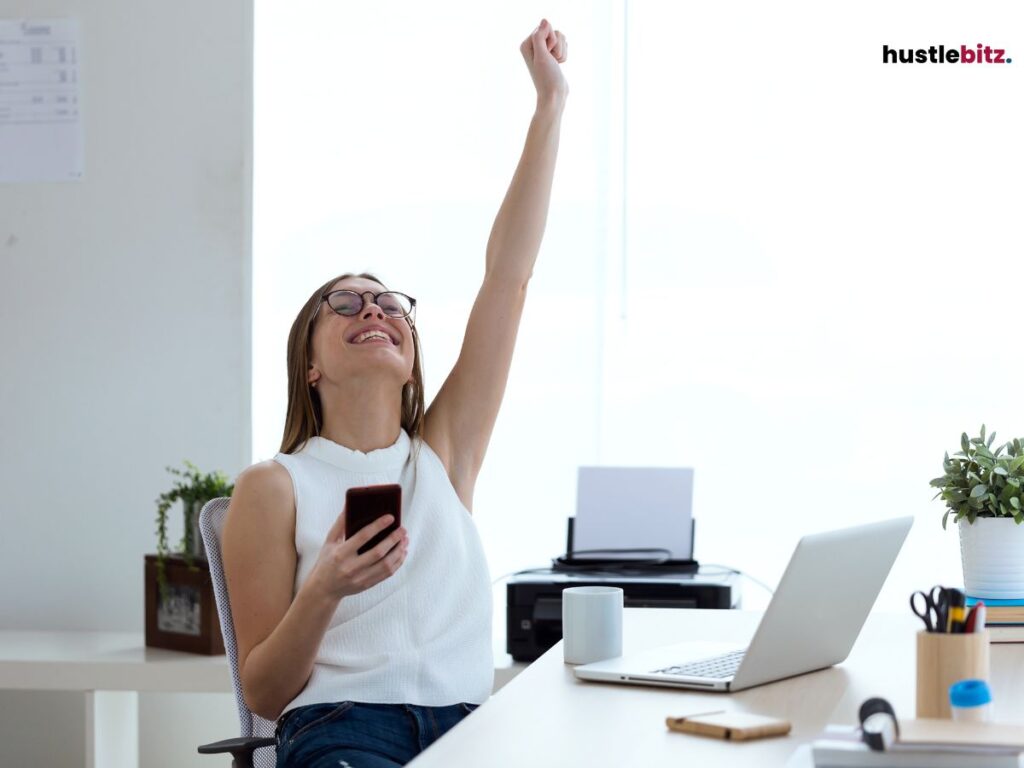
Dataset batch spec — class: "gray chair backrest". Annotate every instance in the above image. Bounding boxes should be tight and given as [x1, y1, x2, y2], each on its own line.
[200, 497, 278, 768]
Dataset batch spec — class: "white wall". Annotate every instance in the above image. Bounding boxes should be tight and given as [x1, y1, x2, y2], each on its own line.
[0, 0, 251, 764]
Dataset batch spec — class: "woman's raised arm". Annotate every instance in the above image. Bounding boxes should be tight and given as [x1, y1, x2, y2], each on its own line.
[423, 19, 568, 511]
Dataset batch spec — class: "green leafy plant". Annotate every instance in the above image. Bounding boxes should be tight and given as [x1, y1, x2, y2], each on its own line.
[155, 461, 234, 598]
[931, 425, 1024, 530]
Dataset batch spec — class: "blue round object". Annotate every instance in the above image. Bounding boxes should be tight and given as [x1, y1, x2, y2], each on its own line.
[949, 679, 992, 708]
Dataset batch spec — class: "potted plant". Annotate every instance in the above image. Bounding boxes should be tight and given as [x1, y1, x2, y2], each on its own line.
[931, 425, 1024, 599]
[154, 460, 234, 599]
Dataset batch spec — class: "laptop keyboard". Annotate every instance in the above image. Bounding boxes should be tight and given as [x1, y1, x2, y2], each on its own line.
[651, 649, 746, 679]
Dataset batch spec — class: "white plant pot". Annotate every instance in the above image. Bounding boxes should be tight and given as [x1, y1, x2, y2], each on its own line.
[959, 517, 1024, 599]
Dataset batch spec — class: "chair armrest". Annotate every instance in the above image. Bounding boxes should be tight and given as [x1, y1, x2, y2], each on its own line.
[198, 736, 276, 768]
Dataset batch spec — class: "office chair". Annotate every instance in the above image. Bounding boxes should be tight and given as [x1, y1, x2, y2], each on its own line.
[197, 497, 278, 767]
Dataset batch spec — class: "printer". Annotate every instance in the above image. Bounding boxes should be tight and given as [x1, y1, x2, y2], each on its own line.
[505, 516, 738, 662]
[506, 566, 739, 662]
[507, 467, 738, 662]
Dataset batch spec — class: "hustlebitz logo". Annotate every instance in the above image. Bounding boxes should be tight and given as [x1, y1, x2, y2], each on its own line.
[883, 44, 1011, 64]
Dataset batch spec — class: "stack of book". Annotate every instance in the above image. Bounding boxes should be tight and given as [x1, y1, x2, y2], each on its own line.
[813, 720, 1024, 767]
[968, 596, 1024, 643]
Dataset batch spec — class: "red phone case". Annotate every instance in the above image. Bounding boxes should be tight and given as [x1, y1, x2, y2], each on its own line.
[345, 484, 402, 556]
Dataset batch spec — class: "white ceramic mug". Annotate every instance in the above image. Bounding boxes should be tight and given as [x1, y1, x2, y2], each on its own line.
[562, 586, 624, 665]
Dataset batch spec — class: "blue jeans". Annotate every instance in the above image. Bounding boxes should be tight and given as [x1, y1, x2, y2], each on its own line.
[275, 701, 481, 768]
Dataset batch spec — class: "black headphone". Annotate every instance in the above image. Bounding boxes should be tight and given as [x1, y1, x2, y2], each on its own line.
[859, 697, 899, 751]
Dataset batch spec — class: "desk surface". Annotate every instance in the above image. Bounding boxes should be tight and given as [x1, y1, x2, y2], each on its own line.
[0, 631, 233, 692]
[0, 629, 525, 695]
[0, 586, 522, 694]
[409, 608, 1024, 767]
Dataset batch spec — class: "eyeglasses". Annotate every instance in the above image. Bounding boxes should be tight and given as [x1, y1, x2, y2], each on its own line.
[316, 290, 416, 323]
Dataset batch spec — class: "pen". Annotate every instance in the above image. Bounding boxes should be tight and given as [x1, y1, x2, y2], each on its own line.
[965, 604, 978, 633]
[947, 589, 967, 633]
[971, 602, 986, 633]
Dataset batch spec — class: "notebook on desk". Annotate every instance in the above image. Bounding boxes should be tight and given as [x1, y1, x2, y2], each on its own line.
[812, 720, 1024, 768]
[573, 516, 913, 692]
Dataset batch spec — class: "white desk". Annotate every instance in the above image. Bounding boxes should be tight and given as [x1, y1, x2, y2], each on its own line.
[408, 608, 1024, 768]
[0, 631, 231, 768]
[0, 629, 524, 768]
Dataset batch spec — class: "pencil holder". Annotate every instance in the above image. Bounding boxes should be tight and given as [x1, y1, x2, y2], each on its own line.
[915, 629, 990, 719]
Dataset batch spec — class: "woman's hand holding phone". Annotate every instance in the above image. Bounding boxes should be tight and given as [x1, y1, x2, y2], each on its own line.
[310, 507, 409, 601]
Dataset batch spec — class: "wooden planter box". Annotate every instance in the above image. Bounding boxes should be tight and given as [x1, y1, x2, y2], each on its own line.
[144, 554, 225, 655]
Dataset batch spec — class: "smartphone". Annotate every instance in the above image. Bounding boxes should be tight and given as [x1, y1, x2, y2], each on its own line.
[666, 711, 791, 741]
[345, 484, 402, 556]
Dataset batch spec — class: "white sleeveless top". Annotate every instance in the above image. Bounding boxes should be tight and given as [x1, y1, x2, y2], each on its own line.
[273, 429, 493, 714]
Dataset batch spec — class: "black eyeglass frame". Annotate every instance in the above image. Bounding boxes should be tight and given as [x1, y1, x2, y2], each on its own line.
[312, 290, 417, 325]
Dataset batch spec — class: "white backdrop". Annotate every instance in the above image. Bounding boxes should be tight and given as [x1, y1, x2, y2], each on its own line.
[0, 0, 251, 763]
[254, 0, 1024, 611]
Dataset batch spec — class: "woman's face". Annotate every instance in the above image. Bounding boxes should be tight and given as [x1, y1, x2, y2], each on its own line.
[307, 277, 416, 390]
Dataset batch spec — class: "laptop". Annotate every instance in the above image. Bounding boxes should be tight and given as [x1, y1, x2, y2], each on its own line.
[573, 516, 913, 692]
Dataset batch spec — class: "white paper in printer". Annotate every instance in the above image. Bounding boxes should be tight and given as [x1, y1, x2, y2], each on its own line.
[573, 467, 694, 560]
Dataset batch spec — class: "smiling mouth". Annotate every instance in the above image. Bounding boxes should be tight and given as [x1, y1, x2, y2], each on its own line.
[352, 329, 399, 344]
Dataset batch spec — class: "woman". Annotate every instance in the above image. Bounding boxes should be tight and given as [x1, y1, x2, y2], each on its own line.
[222, 19, 569, 768]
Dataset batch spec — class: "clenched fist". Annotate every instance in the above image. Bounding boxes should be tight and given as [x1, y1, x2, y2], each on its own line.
[521, 18, 568, 106]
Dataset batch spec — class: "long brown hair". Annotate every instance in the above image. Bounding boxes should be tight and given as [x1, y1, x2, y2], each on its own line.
[280, 272, 426, 455]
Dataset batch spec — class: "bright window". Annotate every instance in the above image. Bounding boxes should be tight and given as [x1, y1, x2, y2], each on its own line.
[255, 1, 1024, 610]
[254, 1, 613, 589]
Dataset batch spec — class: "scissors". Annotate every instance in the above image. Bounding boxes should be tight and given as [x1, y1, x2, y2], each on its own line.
[910, 585, 950, 633]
